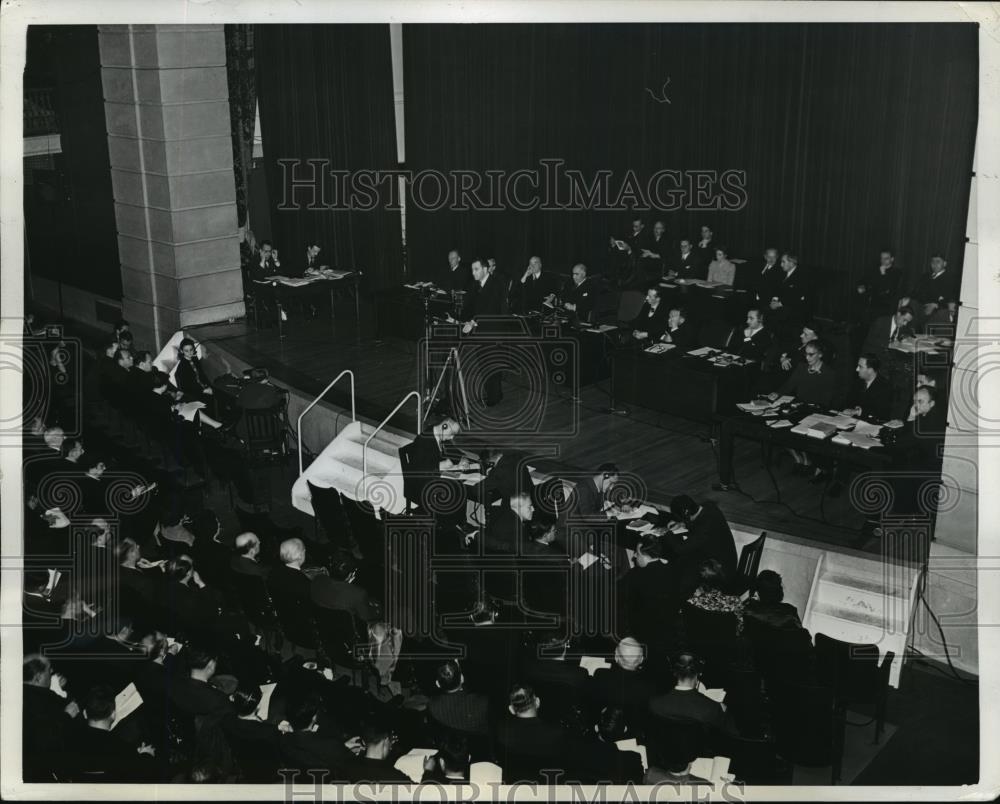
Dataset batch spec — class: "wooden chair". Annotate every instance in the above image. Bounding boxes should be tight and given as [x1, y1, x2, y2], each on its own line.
[730, 531, 767, 596]
[814, 633, 894, 744]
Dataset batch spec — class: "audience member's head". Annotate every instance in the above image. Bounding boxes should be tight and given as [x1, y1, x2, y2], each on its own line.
[186, 646, 218, 680]
[43, 425, 65, 451]
[82, 684, 116, 728]
[896, 306, 915, 326]
[672, 652, 704, 686]
[231, 684, 263, 718]
[571, 263, 588, 284]
[23, 654, 52, 687]
[714, 245, 729, 261]
[235, 532, 260, 559]
[436, 733, 471, 779]
[596, 706, 629, 743]
[697, 558, 728, 592]
[179, 338, 197, 361]
[116, 537, 141, 567]
[857, 353, 880, 382]
[62, 437, 85, 463]
[167, 555, 195, 583]
[135, 350, 153, 372]
[361, 716, 397, 759]
[436, 417, 460, 441]
[595, 462, 620, 493]
[781, 252, 799, 272]
[279, 537, 306, 569]
[435, 659, 464, 692]
[288, 693, 322, 732]
[509, 491, 535, 522]
[613, 637, 645, 671]
[508, 684, 540, 718]
[746, 308, 764, 330]
[754, 569, 785, 604]
[914, 385, 937, 417]
[879, 250, 895, 269]
[670, 494, 699, 523]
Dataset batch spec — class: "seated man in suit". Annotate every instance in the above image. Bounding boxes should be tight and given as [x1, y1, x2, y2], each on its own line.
[167, 645, 235, 720]
[706, 245, 736, 286]
[401, 417, 469, 529]
[666, 494, 738, 597]
[589, 638, 661, 731]
[627, 286, 669, 343]
[568, 462, 619, 518]
[842, 353, 893, 422]
[659, 306, 697, 350]
[230, 532, 271, 578]
[311, 555, 381, 624]
[442, 249, 472, 293]
[278, 693, 361, 776]
[667, 238, 705, 281]
[861, 305, 916, 362]
[515, 256, 561, 314]
[622, 536, 684, 664]
[253, 240, 281, 280]
[427, 659, 490, 738]
[267, 537, 315, 614]
[647, 652, 738, 737]
[735, 308, 773, 362]
[744, 570, 803, 630]
[910, 253, 957, 320]
[561, 263, 596, 324]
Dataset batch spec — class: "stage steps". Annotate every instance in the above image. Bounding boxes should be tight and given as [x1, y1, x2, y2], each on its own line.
[802, 552, 921, 687]
[292, 420, 410, 516]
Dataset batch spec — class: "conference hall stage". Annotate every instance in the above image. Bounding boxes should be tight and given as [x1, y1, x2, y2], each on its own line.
[188, 298, 911, 559]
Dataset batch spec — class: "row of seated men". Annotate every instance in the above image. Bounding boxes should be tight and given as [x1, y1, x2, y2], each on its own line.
[22, 512, 828, 786]
[433, 231, 959, 330]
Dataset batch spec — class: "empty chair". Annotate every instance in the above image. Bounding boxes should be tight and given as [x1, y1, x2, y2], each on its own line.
[814, 633, 894, 743]
[308, 481, 351, 554]
[236, 397, 289, 463]
[616, 290, 646, 324]
[729, 532, 767, 596]
[771, 680, 844, 783]
[698, 319, 735, 351]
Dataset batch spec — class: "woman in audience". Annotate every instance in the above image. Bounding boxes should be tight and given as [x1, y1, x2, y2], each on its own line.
[744, 570, 803, 630]
[706, 245, 736, 286]
[686, 559, 746, 634]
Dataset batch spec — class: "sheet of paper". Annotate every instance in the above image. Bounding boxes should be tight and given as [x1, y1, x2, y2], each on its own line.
[687, 346, 719, 357]
[256, 682, 277, 721]
[690, 755, 732, 782]
[112, 682, 143, 728]
[610, 503, 658, 521]
[577, 552, 600, 570]
[768, 419, 794, 429]
[626, 517, 656, 532]
[615, 738, 649, 771]
[579, 656, 612, 676]
[644, 343, 675, 355]
[394, 748, 438, 783]
[854, 420, 882, 436]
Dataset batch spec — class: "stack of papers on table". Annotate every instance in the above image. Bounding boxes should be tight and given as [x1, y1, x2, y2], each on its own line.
[791, 413, 857, 436]
[853, 420, 883, 437]
[584, 324, 618, 333]
[626, 517, 656, 532]
[321, 269, 352, 279]
[277, 276, 314, 287]
[644, 342, 675, 355]
[611, 503, 658, 520]
[687, 346, 720, 357]
[832, 431, 882, 449]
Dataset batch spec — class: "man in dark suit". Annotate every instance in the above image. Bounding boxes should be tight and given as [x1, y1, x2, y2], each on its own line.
[427, 659, 490, 738]
[311, 557, 380, 623]
[441, 249, 472, 293]
[753, 247, 783, 306]
[253, 240, 281, 279]
[627, 286, 669, 343]
[71, 684, 158, 781]
[911, 254, 958, 319]
[267, 537, 314, 611]
[648, 653, 738, 736]
[562, 263, 597, 324]
[768, 252, 813, 333]
[924, 298, 959, 339]
[621, 537, 684, 662]
[589, 638, 661, 730]
[23, 654, 80, 781]
[694, 225, 716, 273]
[842, 353, 894, 422]
[515, 256, 561, 314]
[668, 238, 705, 280]
[659, 307, 697, 350]
[639, 220, 669, 281]
[568, 463, 618, 517]
[167, 646, 234, 720]
[454, 258, 507, 405]
[301, 242, 324, 277]
[401, 417, 468, 528]
[666, 495, 738, 596]
[230, 532, 271, 578]
[735, 308, 773, 362]
[856, 250, 903, 318]
[279, 694, 360, 775]
[861, 306, 916, 361]
[608, 218, 649, 286]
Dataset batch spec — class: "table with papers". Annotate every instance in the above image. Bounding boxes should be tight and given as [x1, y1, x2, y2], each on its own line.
[252, 270, 360, 338]
[717, 399, 893, 486]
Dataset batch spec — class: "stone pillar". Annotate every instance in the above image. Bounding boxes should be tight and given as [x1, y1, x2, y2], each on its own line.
[98, 24, 243, 352]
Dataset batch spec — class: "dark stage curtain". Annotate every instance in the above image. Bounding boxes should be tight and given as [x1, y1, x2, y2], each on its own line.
[255, 24, 403, 290]
[225, 24, 256, 234]
[24, 25, 121, 300]
[403, 23, 977, 316]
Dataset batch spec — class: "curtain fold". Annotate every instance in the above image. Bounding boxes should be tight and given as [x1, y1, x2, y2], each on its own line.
[403, 23, 977, 317]
[255, 24, 403, 289]
[224, 24, 256, 235]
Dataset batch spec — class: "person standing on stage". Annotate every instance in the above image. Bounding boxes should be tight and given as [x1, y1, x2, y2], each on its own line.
[450, 258, 506, 406]
[442, 249, 472, 294]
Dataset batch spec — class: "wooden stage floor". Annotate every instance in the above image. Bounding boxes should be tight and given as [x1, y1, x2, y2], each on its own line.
[190, 313, 877, 553]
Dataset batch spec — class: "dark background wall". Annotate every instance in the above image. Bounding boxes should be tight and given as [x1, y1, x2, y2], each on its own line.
[402, 23, 978, 316]
[24, 25, 122, 300]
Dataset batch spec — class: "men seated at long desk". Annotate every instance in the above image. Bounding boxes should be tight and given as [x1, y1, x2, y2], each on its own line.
[667, 239, 706, 281]
[842, 353, 893, 422]
[734, 308, 773, 362]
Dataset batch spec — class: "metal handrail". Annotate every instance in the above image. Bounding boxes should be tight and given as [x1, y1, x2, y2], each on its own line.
[362, 390, 422, 501]
[297, 369, 356, 475]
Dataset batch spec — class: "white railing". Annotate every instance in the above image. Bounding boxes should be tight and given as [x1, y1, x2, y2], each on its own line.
[297, 370, 356, 475]
[363, 390, 422, 500]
